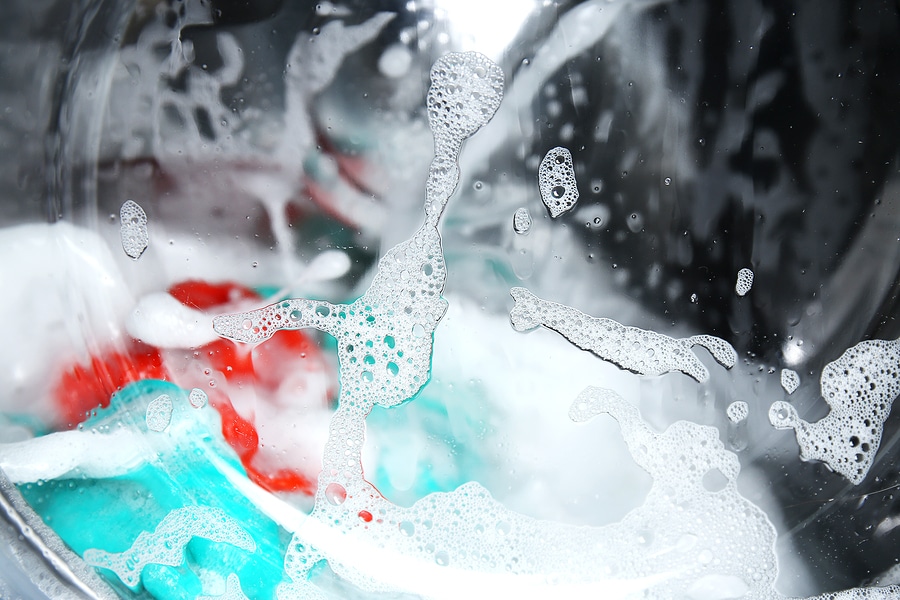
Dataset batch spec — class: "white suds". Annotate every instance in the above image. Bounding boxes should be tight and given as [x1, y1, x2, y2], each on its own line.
[538, 147, 579, 218]
[735, 268, 754, 297]
[119, 200, 149, 259]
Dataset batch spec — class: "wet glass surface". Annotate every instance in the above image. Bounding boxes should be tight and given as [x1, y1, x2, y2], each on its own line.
[1, 1, 900, 598]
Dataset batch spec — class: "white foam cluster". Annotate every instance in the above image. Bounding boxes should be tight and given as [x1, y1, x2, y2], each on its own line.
[769, 338, 900, 484]
[83, 507, 255, 590]
[735, 268, 754, 297]
[199, 573, 250, 600]
[119, 200, 149, 260]
[145, 394, 173, 432]
[508, 287, 736, 382]
[538, 147, 579, 218]
[189, 388, 209, 409]
[781, 368, 800, 394]
[726, 401, 749, 424]
[512, 207, 532, 234]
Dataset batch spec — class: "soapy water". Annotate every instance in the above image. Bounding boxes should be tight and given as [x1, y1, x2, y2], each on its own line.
[207, 51, 896, 600]
[198, 574, 249, 600]
[1, 3, 900, 598]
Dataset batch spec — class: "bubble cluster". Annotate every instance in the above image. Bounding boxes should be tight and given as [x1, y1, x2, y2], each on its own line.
[508, 287, 736, 382]
[769, 338, 900, 484]
[189, 387, 209, 408]
[424, 52, 504, 223]
[735, 268, 754, 297]
[726, 401, 749, 424]
[781, 368, 800, 395]
[512, 207, 532, 235]
[538, 147, 579, 218]
[83, 507, 255, 590]
[145, 394, 173, 432]
[119, 200, 149, 260]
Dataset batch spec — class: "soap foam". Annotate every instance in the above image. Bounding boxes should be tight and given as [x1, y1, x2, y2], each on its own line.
[538, 147, 579, 218]
[513, 207, 533, 234]
[735, 268, 754, 297]
[769, 338, 900, 484]
[189, 388, 209, 409]
[509, 286, 736, 382]
[201, 46, 900, 600]
[145, 394, 173, 432]
[198, 573, 250, 600]
[726, 401, 749, 424]
[119, 200, 149, 260]
[211, 52, 505, 595]
[83, 507, 255, 590]
[780, 368, 799, 395]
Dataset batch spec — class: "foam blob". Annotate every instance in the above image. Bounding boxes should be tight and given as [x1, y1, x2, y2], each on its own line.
[508, 287, 736, 382]
[512, 207, 532, 234]
[145, 394, 173, 432]
[735, 268, 754, 297]
[726, 401, 749, 424]
[538, 147, 579, 217]
[781, 368, 800, 394]
[769, 338, 900, 484]
[189, 388, 209, 409]
[83, 507, 255, 590]
[119, 200, 149, 259]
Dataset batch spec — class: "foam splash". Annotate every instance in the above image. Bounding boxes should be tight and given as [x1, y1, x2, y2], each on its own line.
[83, 507, 256, 590]
[508, 286, 737, 382]
[769, 338, 900, 484]
[119, 200, 148, 260]
[538, 146, 579, 217]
